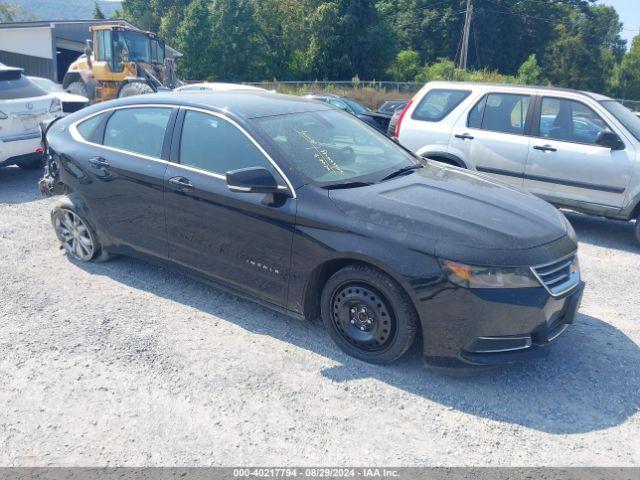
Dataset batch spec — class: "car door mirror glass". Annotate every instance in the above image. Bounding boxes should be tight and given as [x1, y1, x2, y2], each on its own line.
[595, 130, 625, 150]
[226, 167, 288, 195]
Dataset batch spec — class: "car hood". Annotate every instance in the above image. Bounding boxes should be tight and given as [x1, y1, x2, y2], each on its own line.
[328, 162, 575, 266]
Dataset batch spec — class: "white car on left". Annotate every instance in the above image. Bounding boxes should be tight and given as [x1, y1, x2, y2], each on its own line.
[0, 66, 63, 170]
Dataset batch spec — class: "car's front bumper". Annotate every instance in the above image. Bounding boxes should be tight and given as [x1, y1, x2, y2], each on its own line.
[418, 281, 584, 368]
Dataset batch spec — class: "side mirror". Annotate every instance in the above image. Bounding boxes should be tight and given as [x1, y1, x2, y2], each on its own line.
[596, 131, 625, 150]
[226, 167, 289, 196]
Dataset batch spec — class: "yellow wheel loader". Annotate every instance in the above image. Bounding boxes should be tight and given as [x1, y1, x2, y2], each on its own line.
[62, 23, 180, 103]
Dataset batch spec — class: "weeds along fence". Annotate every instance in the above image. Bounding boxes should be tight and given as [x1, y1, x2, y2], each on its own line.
[245, 80, 424, 94]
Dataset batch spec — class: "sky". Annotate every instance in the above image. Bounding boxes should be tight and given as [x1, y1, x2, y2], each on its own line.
[600, 0, 640, 48]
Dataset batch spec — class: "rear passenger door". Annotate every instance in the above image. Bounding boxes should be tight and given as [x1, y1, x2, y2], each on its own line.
[71, 105, 176, 258]
[450, 92, 533, 189]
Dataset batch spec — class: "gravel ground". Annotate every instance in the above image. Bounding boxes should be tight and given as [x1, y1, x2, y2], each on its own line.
[0, 166, 639, 467]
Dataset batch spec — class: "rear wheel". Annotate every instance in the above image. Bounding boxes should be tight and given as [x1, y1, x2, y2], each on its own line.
[51, 195, 112, 262]
[118, 82, 154, 98]
[321, 264, 418, 364]
[66, 81, 89, 98]
[16, 157, 44, 170]
[634, 214, 640, 245]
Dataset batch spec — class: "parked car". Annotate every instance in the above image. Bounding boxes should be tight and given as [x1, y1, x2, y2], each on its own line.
[40, 91, 582, 369]
[387, 104, 406, 136]
[395, 81, 640, 244]
[378, 99, 408, 115]
[29, 76, 89, 114]
[306, 93, 391, 133]
[0, 66, 62, 170]
[174, 82, 267, 93]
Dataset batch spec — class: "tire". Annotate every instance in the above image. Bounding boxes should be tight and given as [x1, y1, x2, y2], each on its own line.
[634, 214, 640, 245]
[320, 264, 418, 364]
[118, 82, 154, 98]
[17, 157, 44, 170]
[51, 194, 112, 262]
[66, 81, 89, 98]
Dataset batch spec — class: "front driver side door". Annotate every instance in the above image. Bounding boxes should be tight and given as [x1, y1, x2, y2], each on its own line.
[164, 108, 297, 307]
[524, 96, 634, 209]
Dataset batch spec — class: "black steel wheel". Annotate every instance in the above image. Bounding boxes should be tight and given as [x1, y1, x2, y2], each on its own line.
[330, 282, 395, 352]
[321, 264, 418, 364]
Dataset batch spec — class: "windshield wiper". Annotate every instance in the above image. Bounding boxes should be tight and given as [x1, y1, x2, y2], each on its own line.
[322, 181, 374, 190]
[379, 164, 423, 182]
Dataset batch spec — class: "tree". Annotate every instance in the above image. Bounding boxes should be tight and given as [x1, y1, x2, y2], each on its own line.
[175, 0, 214, 80]
[615, 36, 640, 100]
[0, 3, 20, 23]
[387, 49, 421, 81]
[93, 2, 106, 19]
[517, 54, 543, 85]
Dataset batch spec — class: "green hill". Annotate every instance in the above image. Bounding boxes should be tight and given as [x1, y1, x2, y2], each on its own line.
[16, 0, 122, 21]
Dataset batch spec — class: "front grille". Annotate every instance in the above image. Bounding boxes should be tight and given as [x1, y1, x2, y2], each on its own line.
[531, 252, 580, 296]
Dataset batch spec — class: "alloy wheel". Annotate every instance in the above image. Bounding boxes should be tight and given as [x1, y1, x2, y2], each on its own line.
[53, 209, 95, 261]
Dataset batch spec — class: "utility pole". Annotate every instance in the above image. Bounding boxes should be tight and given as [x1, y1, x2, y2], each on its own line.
[459, 0, 473, 70]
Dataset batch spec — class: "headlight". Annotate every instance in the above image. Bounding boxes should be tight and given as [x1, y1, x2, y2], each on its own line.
[0, 110, 7, 119]
[440, 259, 540, 289]
[49, 98, 62, 113]
[558, 211, 577, 243]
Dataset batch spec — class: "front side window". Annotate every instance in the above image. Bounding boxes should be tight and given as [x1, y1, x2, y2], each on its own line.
[328, 99, 351, 113]
[412, 89, 470, 122]
[539, 97, 608, 144]
[470, 93, 531, 135]
[103, 107, 172, 158]
[179, 110, 273, 175]
[255, 109, 415, 185]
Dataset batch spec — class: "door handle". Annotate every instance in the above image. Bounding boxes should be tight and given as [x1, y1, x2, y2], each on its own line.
[533, 145, 557, 152]
[168, 176, 193, 191]
[88, 156, 109, 168]
[454, 133, 474, 140]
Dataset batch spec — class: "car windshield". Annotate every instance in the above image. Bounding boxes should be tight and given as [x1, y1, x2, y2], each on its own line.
[29, 77, 64, 93]
[113, 31, 151, 63]
[342, 98, 369, 114]
[255, 109, 416, 186]
[600, 100, 640, 143]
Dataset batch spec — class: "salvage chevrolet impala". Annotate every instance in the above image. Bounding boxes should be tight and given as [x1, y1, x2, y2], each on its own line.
[40, 92, 584, 368]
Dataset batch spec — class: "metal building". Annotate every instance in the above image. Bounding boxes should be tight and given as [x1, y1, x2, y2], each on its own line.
[0, 19, 180, 83]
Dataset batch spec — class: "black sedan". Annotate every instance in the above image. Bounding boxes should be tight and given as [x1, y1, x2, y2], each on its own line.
[40, 91, 584, 369]
[305, 93, 391, 133]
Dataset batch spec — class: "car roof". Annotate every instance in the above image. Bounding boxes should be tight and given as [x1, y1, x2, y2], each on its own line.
[176, 82, 266, 92]
[105, 90, 333, 119]
[423, 81, 614, 102]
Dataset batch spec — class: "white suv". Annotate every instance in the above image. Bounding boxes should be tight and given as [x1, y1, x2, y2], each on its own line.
[395, 81, 640, 244]
[0, 66, 62, 170]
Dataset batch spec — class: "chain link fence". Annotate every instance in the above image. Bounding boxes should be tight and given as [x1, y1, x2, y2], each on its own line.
[244, 80, 425, 94]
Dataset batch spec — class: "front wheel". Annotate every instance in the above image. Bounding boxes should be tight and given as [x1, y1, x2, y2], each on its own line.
[321, 264, 418, 364]
[118, 82, 154, 98]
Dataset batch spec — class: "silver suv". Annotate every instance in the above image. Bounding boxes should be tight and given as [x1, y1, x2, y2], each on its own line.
[394, 81, 640, 244]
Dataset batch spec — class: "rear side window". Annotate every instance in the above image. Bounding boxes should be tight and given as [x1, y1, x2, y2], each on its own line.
[77, 112, 108, 144]
[179, 110, 272, 175]
[539, 97, 608, 144]
[412, 89, 470, 122]
[103, 107, 172, 158]
[468, 93, 531, 135]
[0, 71, 47, 100]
